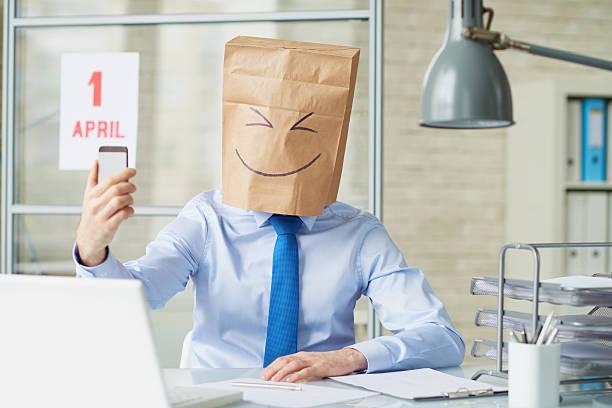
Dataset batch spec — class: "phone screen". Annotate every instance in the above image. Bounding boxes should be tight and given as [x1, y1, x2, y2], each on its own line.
[98, 146, 128, 183]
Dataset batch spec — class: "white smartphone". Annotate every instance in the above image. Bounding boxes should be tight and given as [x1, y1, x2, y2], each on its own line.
[98, 146, 128, 184]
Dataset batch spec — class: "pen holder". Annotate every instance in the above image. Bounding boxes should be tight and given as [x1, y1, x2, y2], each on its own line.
[508, 342, 561, 408]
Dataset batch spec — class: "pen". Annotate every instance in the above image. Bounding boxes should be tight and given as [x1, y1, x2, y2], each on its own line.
[531, 326, 542, 344]
[536, 312, 554, 345]
[231, 381, 302, 391]
[509, 330, 522, 343]
[520, 324, 528, 344]
[545, 327, 559, 345]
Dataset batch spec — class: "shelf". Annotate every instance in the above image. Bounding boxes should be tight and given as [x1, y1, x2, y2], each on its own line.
[506, 79, 612, 278]
[566, 182, 612, 191]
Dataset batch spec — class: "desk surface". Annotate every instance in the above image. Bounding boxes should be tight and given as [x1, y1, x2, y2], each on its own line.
[163, 365, 604, 407]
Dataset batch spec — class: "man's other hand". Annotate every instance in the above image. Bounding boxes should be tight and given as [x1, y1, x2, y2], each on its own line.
[260, 348, 368, 383]
[75, 160, 136, 266]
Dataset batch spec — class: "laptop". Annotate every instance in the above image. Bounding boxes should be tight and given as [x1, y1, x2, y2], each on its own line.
[0, 275, 242, 408]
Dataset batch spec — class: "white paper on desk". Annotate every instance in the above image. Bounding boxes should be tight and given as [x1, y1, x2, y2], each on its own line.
[543, 275, 612, 289]
[194, 378, 378, 408]
[331, 368, 507, 400]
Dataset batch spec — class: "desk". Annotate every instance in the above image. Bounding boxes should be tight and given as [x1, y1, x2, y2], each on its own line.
[163, 365, 602, 407]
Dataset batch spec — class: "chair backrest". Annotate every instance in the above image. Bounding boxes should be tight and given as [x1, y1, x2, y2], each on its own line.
[179, 330, 193, 368]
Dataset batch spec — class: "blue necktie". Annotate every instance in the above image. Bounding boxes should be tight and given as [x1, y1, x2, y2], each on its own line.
[263, 214, 303, 367]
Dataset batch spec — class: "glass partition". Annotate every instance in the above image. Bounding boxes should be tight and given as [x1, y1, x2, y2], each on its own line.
[14, 21, 369, 208]
[4, 0, 382, 362]
[13, 214, 175, 275]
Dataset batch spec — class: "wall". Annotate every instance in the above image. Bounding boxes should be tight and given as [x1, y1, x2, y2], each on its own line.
[383, 0, 612, 363]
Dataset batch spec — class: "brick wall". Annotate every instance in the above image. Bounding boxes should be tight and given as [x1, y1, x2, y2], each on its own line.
[383, 0, 612, 363]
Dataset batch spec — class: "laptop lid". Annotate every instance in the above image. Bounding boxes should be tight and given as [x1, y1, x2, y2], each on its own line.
[0, 275, 169, 408]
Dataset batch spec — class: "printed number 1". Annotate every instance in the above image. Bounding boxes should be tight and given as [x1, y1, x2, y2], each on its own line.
[88, 71, 102, 107]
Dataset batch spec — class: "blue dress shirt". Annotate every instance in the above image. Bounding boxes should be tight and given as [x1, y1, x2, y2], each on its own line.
[74, 189, 465, 371]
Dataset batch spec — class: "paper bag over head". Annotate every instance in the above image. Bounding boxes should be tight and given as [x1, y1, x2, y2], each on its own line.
[222, 36, 360, 216]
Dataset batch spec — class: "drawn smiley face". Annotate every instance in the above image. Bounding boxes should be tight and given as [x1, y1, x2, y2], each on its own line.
[235, 107, 321, 177]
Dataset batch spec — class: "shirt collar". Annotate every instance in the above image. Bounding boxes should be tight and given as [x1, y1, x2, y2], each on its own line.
[251, 211, 317, 232]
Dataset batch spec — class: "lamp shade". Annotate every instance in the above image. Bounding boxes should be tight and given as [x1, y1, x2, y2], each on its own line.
[421, 0, 513, 129]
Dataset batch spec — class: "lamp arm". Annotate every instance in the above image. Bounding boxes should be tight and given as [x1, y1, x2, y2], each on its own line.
[464, 26, 612, 71]
[528, 44, 612, 71]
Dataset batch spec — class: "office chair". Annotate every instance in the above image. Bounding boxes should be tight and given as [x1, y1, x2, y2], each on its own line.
[179, 330, 193, 368]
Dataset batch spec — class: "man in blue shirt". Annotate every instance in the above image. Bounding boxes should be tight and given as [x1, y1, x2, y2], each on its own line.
[74, 37, 464, 382]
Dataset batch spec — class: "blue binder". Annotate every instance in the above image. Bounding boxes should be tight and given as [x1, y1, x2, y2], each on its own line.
[582, 99, 607, 182]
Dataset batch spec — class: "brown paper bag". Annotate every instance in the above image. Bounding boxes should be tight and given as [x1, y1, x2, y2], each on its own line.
[222, 36, 360, 216]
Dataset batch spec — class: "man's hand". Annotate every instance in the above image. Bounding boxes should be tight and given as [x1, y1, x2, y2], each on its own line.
[75, 160, 137, 266]
[260, 348, 367, 383]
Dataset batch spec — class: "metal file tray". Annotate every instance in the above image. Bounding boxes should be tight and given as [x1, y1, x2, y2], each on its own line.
[475, 308, 612, 341]
[470, 243, 612, 386]
[471, 339, 612, 377]
[471, 339, 500, 361]
[470, 276, 612, 306]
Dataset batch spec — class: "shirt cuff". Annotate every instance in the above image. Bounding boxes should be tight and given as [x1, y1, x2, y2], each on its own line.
[347, 339, 394, 373]
[73, 242, 120, 278]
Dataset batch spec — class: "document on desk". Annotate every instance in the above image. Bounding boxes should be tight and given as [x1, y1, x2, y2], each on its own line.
[194, 378, 378, 408]
[542, 275, 612, 289]
[330, 368, 507, 400]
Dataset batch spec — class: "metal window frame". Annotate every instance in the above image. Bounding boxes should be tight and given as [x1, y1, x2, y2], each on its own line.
[1, 0, 383, 337]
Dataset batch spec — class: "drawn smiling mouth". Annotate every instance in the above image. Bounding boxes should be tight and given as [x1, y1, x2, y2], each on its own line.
[235, 149, 321, 177]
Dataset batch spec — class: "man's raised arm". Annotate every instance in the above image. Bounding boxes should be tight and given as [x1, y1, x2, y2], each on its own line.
[74, 161, 206, 309]
[76, 160, 136, 266]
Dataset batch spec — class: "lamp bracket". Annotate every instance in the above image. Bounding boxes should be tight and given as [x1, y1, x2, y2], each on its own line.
[482, 7, 494, 31]
[464, 26, 530, 51]
[464, 26, 612, 71]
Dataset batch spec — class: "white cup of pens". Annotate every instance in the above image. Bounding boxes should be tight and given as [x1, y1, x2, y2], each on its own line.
[508, 312, 560, 408]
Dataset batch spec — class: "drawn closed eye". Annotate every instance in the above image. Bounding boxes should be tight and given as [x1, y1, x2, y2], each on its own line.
[290, 112, 317, 133]
[245, 107, 273, 128]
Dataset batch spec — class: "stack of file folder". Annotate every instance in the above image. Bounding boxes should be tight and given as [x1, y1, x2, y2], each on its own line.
[470, 276, 612, 306]
[475, 308, 612, 341]
[470, 275, 612, 378]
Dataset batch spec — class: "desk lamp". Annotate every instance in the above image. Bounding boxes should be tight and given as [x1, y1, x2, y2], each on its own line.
[421, 0, 612, 129]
